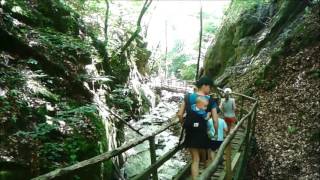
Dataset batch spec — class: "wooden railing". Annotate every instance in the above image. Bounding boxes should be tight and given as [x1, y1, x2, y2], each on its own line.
[32, 120, 180, 180]
[153, 78, 194, 93]
[198, 91, 258, 180]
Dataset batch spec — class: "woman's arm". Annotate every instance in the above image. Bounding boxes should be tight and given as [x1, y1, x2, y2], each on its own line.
[219, 99, 224, 113]
[211, 108, 218, 130]
[177, 101, 186, 124]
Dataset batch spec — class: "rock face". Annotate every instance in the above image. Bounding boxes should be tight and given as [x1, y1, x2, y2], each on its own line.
[204, 0, 320, 179]
[204, 0, 318, 82]
[0, 1, 153, 179]
[0, 1, 112, 179]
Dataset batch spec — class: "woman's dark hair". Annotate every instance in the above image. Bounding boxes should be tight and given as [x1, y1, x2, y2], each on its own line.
[195, 76, 213, 88]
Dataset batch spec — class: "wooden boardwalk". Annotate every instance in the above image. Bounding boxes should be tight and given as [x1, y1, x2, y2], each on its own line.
[174, 127, 246, 180]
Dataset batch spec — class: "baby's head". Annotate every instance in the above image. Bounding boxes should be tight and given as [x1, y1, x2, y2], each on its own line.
[196, 96, 209, 110]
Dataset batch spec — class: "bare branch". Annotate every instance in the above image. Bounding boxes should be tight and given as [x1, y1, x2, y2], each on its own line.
[120, 0, 153, 54]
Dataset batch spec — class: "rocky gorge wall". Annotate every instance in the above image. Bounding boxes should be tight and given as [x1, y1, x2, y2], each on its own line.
[204, 0, 320, 179]
[0, 0, 152, 179]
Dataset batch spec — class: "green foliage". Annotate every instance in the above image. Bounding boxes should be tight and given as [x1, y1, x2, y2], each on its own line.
[35, 28, 92, 64]
[40, 142, 64, 168]
[108, 86, 134, 115]
[254, 73, 277, 91]
[306, 69, 320, 79]
[310, 129, 320, 142]
[16, 123, 58, 140]
[204, 22, 218, 34]
[168, 54, 189, 78]
[0, 68, 25, 89]
[164, 40, 196, 79]
[36, 89, 60, 103]
[12, 103, 109, 177]
[180, 64, 197, 80]
[109, 55, 130, 84]
[287, 125, 298, 134]
[244, 88, 254, 96]
[0, 90, 40, 133]
[57, 104, 98, 117]
[254, 47, 284, 91]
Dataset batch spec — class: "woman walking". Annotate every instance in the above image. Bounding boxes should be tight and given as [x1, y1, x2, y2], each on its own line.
[221, 88, 236, 133]
[177, 76, 218, 180]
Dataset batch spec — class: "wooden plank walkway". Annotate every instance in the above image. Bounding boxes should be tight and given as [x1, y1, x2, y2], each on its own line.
[175, 126, 246, 180]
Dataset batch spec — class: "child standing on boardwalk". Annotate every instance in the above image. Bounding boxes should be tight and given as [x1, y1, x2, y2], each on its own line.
[207, 112, 228, 161]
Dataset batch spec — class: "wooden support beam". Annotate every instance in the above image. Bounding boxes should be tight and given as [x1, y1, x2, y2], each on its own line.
[239, 96, 244, 120]
[225, 143, 232, 180]
[149, 136, 158, 180]
[250, 102, 258, 138]
[218, 152, 241, 180]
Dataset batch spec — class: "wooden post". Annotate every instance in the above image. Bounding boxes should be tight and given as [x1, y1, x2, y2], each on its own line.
[241, 111, 254, 178]
[149, 136, 158, 180]
[251, 103, 258, 137]
[225, 142, 232, 180]
[246, 112, 252, 143]
[239, 96, 244, 120]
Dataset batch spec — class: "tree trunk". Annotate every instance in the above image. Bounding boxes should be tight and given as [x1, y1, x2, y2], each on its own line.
[104, 0, 110, 60]
[196, 2, 203, 80]
[164, 20, 168, 79]
[102, 0, 110, 72]
[149, 42, 161, 73]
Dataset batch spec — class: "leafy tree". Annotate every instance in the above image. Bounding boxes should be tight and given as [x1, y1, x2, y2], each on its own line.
[181, 64, 197, 80]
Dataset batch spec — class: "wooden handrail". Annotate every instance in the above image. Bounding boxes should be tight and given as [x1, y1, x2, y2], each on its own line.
[199, 101, 258, 180]
[32, 121, 179, 180]
[216, 87, 257, 101]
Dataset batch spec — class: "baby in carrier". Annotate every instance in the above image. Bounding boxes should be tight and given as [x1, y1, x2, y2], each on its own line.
[191, 96, 211, 120]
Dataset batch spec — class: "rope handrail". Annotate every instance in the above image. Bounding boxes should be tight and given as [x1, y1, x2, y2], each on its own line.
[32, 120, 179, 180]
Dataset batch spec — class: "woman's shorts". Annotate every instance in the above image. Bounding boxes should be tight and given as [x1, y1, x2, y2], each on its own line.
[224, 117, 236, 124]
[210, 140, 222, 151]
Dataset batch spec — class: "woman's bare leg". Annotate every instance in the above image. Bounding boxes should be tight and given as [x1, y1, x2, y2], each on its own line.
[206, 149, 213, 167]
[227, 122, 235, 134]
[189, 148, 200, 180]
